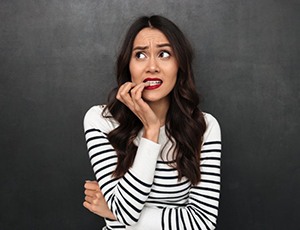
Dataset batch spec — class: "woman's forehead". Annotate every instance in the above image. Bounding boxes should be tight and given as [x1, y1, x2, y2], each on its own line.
[133, 28, 170, 47]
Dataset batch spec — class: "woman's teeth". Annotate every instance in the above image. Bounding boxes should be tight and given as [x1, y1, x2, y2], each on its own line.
[146, 80, 162, 86]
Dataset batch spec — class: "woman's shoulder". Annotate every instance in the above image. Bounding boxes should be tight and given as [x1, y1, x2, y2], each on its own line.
[83, 104, 118, 133]
[85, 104, 107, 116]
[84, 104, 107, 120]
[203, 112, 219, 126]
[202, 112, 221, 142]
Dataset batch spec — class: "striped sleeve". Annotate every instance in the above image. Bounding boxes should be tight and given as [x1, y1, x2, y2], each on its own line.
[161, 113, 221, 230]
[83, 106, 161, 227]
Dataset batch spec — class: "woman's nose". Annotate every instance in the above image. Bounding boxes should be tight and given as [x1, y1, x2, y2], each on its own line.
[147, 57, 160, 73]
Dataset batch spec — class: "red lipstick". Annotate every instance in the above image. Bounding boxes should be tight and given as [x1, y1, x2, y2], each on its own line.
[143, 78, 163, 90]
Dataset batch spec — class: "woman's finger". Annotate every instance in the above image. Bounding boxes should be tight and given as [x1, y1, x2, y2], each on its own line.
[117, 82, 135, 100]
[84, 189, 98, 197]
[83, 201, 97, 214]
[84, 181, 100, 190]
[116, 82, 136, 109]
[131, 82, 149, 107]
[85, 191, 103, 202]
[84, 195, 94, 204]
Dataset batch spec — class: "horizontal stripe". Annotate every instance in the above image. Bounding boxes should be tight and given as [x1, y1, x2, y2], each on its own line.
[90, 149, 116, 162]
[203, 141, 221, 145]
[85, 128, 108, 136]
[201, 149, 221, 153]
[91, 154, 117, 168]
[153, 179, 190, 188]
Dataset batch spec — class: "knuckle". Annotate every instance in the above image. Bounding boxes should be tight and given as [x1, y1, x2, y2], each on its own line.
[96, 192, 103, 198]
[90, 204, 97, 212]
[116, 94, 123, 101]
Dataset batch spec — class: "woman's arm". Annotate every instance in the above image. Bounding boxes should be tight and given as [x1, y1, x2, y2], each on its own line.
[84, 105, 161, 226]
[83, 180, 116, 220]
[126, 113, 222, 230]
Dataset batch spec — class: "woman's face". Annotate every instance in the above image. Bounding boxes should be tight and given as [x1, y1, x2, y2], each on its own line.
[129, 28, 178, 103]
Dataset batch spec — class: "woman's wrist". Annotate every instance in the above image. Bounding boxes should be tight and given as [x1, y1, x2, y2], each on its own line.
[105, 212, 117, 220]
[142, 126, 160, 143]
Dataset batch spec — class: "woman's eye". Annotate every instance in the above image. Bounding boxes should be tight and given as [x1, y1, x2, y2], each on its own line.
[159, 51, 170, 58]
[135, 52, 146, 59]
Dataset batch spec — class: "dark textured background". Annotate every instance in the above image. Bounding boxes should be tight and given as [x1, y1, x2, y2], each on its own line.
[1, 0, 299, 229]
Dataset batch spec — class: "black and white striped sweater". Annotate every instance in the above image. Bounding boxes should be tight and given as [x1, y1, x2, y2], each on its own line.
[84, 105, 221, 230]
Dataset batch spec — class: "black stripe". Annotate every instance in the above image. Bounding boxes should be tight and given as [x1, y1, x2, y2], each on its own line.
[106, 226, 126, 230]
[85, 128, 100, 135]
[101, 177, 118, 195]
[162, 208, 166, 230]
[200, 157, 221, 161]
[117, 186, 142, 213]
[115, 195, 138, 224]
[201, 164, 221, 169]
[118, 182, 145, 205]
[97, 170, 114, 182]
[91, 154, 117, 168]
[154, 175, 178, 180]
[106, 190, 114, 204]
[203, 141, 221, 145]
[94, 162, 116, 175]
[188, 198, 218, 218]
[128, 171, 152, 188]
[110, 195, 116, 215]
[151, 185, 188, 194]
[201, 149, 221, 153]
[90, 149, 116, 162]
[168, 209, 172, 230]
[199, 179, 221, 185]
[186, 209, 194, 229]
[155, 167, 177, 171]
[88, 142, 111, 152]
[175, 208, 179, 230]
[153, 179, 190, 188]
[148, 193, 188, 201]
[190, 203, 217, 227]
[179, 209, 187, 230]
[190, 191, 220, 202]
[123, 176, 150, 196]
[192, 206, 211, 230]
[187, 208, 201, 229]
[114, 200, 128, 225]
[157, 160, 176, 164]
[201, 171, 220, 177]
[194, 186, 220, 194]
[146, 200, 187, 207]
[148, 193, 188, 204]
[109, 225, 126, 229]
[86, 135, 107, 144]
[85, 128, 108, 136]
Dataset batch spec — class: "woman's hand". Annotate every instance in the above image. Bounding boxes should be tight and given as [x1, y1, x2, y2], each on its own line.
[116, 82, 160, 142]
[83, 180, 116, 220]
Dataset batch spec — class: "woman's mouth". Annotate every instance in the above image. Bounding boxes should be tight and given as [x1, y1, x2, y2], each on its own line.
[143, 78, 162, 90]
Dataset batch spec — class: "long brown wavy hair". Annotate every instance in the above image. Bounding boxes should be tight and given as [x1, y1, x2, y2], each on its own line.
[103, 15, 206, 185]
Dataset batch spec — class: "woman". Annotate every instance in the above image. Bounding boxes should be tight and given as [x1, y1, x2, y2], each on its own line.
[83, 15, 221, 230]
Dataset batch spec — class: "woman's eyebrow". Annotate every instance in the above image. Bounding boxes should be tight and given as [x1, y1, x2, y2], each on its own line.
[132, 45, 148, 51]
[132, 43, 172, 51]
[156, 43, 171, 48]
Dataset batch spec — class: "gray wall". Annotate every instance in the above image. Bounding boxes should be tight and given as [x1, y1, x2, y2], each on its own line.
[1, 0, 299, 229]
